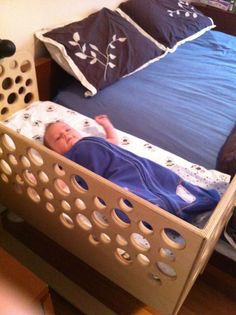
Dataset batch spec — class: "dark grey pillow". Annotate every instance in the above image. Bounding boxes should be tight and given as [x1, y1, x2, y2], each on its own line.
[117, 0, 215, 51]
[217, 124, 236, 179]
[36, 8, 165, 96]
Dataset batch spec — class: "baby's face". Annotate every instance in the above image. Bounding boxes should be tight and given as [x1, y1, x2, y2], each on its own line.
[45, 122, 81, 154]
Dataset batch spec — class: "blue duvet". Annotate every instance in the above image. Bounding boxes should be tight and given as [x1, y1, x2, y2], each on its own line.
[65, 137, 220, 223]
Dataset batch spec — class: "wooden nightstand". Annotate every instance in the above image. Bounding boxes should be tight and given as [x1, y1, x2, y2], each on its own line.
[0, 247, 55, 315]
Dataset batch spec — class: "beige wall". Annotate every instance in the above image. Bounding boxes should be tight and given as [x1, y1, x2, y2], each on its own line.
[0, 0, 122, 58]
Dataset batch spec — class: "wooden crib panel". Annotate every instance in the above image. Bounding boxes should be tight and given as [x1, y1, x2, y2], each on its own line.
[0, 122, 210, 315]
[0, 51, 39, 121]
[173, 174, 236, 314]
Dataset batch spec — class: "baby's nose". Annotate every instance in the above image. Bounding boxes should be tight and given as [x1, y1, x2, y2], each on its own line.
[64, 132, 71, 140]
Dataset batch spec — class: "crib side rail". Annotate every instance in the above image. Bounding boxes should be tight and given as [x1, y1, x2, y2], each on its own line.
[173, 175, 236, 315]
[0, 51, 39, 121]
[0, 122, 210, 315]
[198, 174, 236, 269]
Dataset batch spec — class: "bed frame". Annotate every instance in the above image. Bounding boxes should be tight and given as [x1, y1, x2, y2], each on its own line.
[0, 50, 236, 315]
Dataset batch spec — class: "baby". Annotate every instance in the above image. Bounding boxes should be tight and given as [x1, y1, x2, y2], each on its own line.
[44, 114, 119, 154]
[44, 115, 220, 226]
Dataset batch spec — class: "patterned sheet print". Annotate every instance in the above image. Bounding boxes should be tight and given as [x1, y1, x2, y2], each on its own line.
[3, 101, 230, 196]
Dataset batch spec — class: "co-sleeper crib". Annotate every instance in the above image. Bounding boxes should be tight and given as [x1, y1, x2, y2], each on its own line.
[0, 51, 236, 315]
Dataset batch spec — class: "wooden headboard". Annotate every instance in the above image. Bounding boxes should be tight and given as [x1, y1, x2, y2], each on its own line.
[193, 3, 236, 36]
[35, 57, 69, 101]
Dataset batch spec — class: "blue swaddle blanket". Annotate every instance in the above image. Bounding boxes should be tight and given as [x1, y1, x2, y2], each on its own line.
[65, 137, 220, 223]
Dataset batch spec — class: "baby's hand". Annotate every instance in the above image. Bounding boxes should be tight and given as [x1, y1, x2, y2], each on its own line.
[95, 115, 112, 127]
[95, 114, 118, 144]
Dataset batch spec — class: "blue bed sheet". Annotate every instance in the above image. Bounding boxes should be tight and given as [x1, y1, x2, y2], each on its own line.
[54, 30, 236, 170]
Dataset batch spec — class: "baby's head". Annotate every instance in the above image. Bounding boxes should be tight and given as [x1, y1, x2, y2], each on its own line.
[44, 121, 81, 154]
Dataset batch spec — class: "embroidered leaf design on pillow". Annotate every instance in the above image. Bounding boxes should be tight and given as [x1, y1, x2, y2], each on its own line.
[89, 44, 99, 51]
[109, 43, 116, 49]
[73, 32, 80, 41]
[108, 62, 115, 68]
[76, 52, 87, 59]
[118, 38, 127, 42]
[69, 41, 79, 46]
[82, 44, 86, 52]
[109, 54, 116, 60]
[90, 59, 97, 65]
[167, 0, 203, 18]
[69, 32, 127, 80]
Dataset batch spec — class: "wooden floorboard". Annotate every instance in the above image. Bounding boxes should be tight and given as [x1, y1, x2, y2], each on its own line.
[1, 215, 236, 315]
[179, 270, 236, 315]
